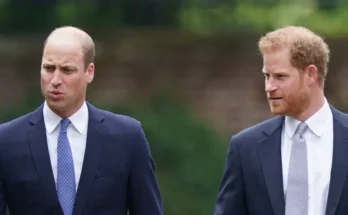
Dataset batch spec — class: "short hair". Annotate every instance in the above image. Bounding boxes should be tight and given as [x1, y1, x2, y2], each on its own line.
[258, 26, 330, 87]
[43, 26, 95, 69]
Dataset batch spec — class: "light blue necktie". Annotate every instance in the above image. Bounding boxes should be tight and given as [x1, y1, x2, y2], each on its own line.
[285, 122, 308, 215]
[57, 119, 76, 215]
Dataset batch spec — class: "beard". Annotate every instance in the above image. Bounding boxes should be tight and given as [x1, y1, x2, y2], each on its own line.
[268, 85, 310, 118]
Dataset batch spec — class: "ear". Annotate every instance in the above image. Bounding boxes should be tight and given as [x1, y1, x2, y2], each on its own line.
[85, 63, 95, 84]
[305, 64, 318, 85]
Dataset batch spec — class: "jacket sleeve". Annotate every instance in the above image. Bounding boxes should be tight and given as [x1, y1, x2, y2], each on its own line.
[127, 125, 163, 215]
[214, 136, 248, 215]
[0, 125, 7, 215]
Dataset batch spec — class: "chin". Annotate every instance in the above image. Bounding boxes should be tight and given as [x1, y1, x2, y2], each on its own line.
[47, 100, 66, 110]
[47, 99, 62, 106]
[270, 111, 281, 116]
[269, 107, 286, 116]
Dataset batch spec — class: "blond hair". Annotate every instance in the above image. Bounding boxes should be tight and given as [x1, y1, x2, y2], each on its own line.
[43, 26, 95, 69]
[258, 26, 330, 87]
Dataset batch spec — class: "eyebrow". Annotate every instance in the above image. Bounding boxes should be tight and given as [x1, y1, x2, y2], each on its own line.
[42, 63, 75, 67]
[262, 69, 287, 74]
[42, 63, 54, 67]
[60, 65, 77, 69]
[41, 63, 77, 71]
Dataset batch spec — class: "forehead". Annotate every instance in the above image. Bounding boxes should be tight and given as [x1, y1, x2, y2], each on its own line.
[262, 48, 293, 73]
[42, 37, 84, 64]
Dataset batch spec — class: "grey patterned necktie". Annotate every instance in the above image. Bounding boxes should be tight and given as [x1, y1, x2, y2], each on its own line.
[285, 122, 308, 215]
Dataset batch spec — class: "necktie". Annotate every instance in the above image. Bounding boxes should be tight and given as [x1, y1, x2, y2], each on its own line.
[285, 122, 308, 215]
[57, 119, 76, 215]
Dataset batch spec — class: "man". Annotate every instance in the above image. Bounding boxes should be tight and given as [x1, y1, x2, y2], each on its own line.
[214, 26, 348, 215]
[0, 26, 163, 215]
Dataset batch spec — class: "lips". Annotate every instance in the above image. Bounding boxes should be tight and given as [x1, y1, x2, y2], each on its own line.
[48, 91, 64, 100]
[268, 97, 283, 103]
[50, 90, 62, 95]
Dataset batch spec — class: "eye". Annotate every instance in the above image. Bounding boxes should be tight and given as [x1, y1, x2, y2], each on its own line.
[43, 65, 55, 72]
[276, 74, 286, 79]
[62, 67, 75, 73]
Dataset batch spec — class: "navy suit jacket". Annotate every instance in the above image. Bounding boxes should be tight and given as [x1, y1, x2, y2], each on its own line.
[0, 103, 163, 215]
[214, 106, 348, 215]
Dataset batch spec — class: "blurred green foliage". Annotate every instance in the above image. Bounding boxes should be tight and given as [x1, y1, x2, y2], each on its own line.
[1, 0, 348, 37]
[98, 91, 227, 215]
[0, 88, 43, 123]
[0, 89, 227, 215]
[179, 1, 348, 36]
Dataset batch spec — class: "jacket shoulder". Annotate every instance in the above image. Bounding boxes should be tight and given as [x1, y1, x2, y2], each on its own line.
[97, 109, 142, 135]
[0, 112, 33, 136]
[232, 116, 283, 146]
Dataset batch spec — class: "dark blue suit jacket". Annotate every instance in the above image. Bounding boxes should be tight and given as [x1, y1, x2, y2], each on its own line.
[0, 103, 163, 215]
[214, 106, 348, 215]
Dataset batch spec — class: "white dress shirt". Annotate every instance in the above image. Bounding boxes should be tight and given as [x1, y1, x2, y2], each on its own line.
[43, 101, 89, 190]
[281, 98, 333, 215]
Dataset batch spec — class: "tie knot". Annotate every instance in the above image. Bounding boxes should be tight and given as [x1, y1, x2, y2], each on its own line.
[295, 122, 308, 137]
[60, 118, 71, 132]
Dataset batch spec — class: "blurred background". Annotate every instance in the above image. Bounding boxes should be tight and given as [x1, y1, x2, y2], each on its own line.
[1, 0, 348, 214]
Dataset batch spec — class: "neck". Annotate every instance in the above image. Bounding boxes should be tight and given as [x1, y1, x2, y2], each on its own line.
[294, 91, 325, 122]
[47, 100, 85, 119]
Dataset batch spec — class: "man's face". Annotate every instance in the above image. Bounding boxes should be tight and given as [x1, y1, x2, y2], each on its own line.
[262, 48, 310, 118]
[40, 38, 94, 117]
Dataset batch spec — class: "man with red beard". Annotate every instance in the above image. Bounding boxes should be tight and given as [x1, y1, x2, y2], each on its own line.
[214, 26, 348, 215]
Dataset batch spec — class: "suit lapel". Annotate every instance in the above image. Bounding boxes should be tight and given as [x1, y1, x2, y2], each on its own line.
[73, 104, 105, 215]
[27, 105, 63, 212]
[325, 108, 348, 215]
[258, 116, 285, 215]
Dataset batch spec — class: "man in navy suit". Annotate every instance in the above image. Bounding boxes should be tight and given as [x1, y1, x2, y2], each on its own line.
[214, 26, 348, 215]
[0, 26, 163, 215]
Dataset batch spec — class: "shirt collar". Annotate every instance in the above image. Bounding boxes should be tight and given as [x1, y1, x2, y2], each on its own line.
[43, 101, 89, 134]
[285, 98, 331, 139]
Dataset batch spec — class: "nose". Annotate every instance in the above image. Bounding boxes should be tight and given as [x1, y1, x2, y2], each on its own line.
[51, 71, 62, 86]
[265, 79, 277, 92]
